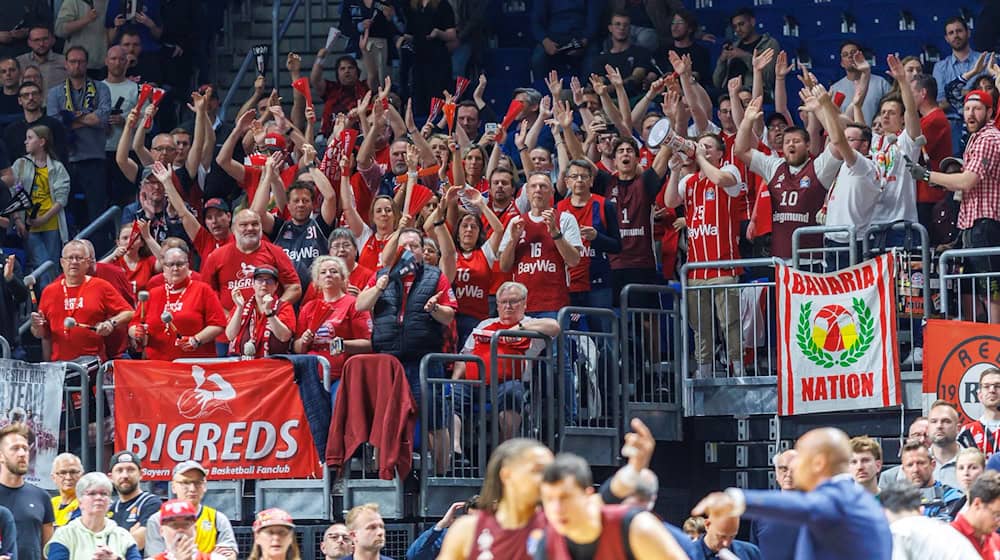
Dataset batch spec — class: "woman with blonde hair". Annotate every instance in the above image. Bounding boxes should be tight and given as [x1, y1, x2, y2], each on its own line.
[12, 124, 70, 288]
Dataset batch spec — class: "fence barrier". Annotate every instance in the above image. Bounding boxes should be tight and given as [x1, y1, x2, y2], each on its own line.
[791, 225, 857, 271]
[939, 247, 1000, 324]
[556, 306, 621, 466]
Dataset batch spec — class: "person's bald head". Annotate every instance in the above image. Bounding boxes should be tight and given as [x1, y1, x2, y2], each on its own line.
[622, 468, 659, 511]
[704, 512, 740, 551]
[792, 428, 850, 491]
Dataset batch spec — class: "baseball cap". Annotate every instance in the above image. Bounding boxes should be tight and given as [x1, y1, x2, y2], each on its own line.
[765, 112, 789, 127]
[252, 508, 295, 532]
[109, 451, 142, 469]
[203, 198, 230, 215]
[262, 133, 287, 151]
[253, 266, 279, 280]
[965, 89, 994, 109]
[940, 156, 964, 171]
[172, 460, 207, 478]
[160, 499, 197, 522]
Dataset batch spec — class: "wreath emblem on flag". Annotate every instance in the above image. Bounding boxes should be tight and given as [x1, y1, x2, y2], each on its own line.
[796, 298, 875, 368]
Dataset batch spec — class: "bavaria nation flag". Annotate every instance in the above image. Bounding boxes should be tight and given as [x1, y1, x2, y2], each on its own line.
[775, 254, 902, 415]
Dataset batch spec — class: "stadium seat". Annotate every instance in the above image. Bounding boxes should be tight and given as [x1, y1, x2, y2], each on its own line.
[483, 48, 531, 108]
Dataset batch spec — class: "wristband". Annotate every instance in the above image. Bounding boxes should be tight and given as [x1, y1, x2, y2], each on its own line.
[313, 56, 325, 65]
[433, 218, 447, 227]
[265, 310, 276, 318]
[551, 231, 564, 240]
[284, 126, 294, 136]
[407, 171, 419, 179]
[190, 335, 200, 347]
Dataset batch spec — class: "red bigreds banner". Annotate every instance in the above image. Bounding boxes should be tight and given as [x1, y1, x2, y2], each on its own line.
[923, 319, 1000, 425]
[114, 359, 319, 480]
[776, 254, 901, 415]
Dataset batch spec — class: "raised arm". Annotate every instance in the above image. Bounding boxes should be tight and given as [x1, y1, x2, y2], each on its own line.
[815, 84, 856, 167]
[727, 76, 746, 129]
[250, 152, 283, 235]
[887, 54, 922, 140]
[185, 88, 208, 178]
[670, 52, 709, 133]
[734, 97, 764, 165]
[216, 110, 257, 183]
[590, 74, 630, 138]
[338, 156, 366, 238]
[523, 96, 552, 151]
[847, 53, 872, 125]
[132, 104, 155, 166]
[310, 47, 328, 92]
[237, 76, 266, 123]
[605, 65, 634, 133]
[773, 51, 795, 126]
[630, 77, 666, 133]
[751, 48, 775, 103]
[116, 107, 141, 183]
[153, 161, 200, 241]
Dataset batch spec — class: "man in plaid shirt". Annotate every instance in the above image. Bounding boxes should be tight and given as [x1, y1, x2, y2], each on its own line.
[909, 89, 1000, 322]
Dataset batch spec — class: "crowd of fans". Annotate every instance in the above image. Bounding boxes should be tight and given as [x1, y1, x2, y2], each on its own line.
[0, 0, 998, 557]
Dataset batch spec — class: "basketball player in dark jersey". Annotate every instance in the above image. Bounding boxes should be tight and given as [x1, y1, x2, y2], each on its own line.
[438, 439, 553, 560]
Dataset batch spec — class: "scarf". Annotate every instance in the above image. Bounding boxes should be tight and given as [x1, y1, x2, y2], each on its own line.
[64, 78, 98, 113]
[230, 297, 280, 357]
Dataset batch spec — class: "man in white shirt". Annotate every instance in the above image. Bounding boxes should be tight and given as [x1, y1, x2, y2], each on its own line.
[829, 41, 892, 126]
[881, 481, 980, 560]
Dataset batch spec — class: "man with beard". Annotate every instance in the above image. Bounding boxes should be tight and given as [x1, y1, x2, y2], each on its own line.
[0, 424, 55, 560]
[734, 95, 840, 260]
[933, 17, 983, 151]
[849, 436, 882, 495]
[2, 80, 66, 160]
[102, 45, 139, 205]
[200, 209, 300, 353]
[145, 462, 237, 560]
[16, 27, 66, 90]
[320, 523, 353, 560]
[928, 400, 962, 488]
[908, 90, 1000, 323]
[900, 440, 963, 521]
[108, 451, 162, 553]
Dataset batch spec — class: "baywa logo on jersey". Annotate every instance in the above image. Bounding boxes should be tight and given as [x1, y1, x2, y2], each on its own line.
[796, 299, 874, 368]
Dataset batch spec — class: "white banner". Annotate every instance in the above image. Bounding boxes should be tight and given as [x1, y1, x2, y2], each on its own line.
[0, 360, 65, 489]
[776, 254, 902, 416]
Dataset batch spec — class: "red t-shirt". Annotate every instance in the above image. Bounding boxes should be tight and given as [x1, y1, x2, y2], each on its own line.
[130, 278, 226, 360]
[509, 212, 569, 313]
[918, 108, 953, 204]
[295, 295, 372, 379]
[38, 276, 132, 361]
[301, 263, 375, 305]
[241, 163, 300, 207]
[557, 194, 605, 292]
[722, 130, 754, 221]
[200, 241, 300, 312]
[460, 317, 536, 383]
[952, 513, 1000, 559]
[486, 205, 517, 296]
[111, 255, 157, 296]
[357, 229, 390, 274]
[193, 228, 234, 261]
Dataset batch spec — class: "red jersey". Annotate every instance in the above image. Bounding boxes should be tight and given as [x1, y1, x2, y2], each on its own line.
[681, 171, 743, 279]
[193, 227, 234, 260]
[357, 228, 390, 273]
[958, 420, 1000, 459]
[200, 241, 299, 312]
[952, 513, 1000, 560]
[241, 163, 300, 206]
[454, 248, 493, 320]
[510, 212, 569, 313]
[130, 278, 226, 360]
[557, 194, 606, 292]
[468, 510, 547, 560]
[301, 263, 375, 305]
[655, 186, 681, 280]
[111, 255, 157, 297]
[38, 276, 132, 361]
[767, 158, 826, 259]
[295, 295, 372, 379]
[461, 318, 536, 382]
[486, 204, 518, 296]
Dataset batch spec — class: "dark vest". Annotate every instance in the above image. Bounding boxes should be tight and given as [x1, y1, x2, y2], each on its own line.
[371, 264, 444, 361]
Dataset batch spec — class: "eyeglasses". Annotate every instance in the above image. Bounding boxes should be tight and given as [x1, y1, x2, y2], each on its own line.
[326, 534, 351, 541]
[83, 490, 111, 499]
[61, 255, 89, 262]
[163, 261, 189, 268]
[151, 146, 177, 153]
[566, 173, 591, 181]
[19, 91, 40, 98]
[54, 469, 82, 477]
[254, 277, 277, 284]
[173, 479, 206, 488]
[497, 298, 525, 308]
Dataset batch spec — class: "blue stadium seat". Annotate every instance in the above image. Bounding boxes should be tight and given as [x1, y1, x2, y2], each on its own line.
[483, 48, 531, 107]
[794, 6, 849, 39]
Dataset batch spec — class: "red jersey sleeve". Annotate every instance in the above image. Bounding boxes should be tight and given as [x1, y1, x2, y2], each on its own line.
[295, 300, 318, 337]
[435, 274, 458, 309]
[348, 301, 373, 340]
[101, 279, 133, 316]
[276, 301, 297, 332]
[200, 248, 223, 292]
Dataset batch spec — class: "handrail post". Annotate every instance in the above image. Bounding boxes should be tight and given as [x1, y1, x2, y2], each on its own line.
[272, 0, 281, 92]
[304, 0, 312, 53]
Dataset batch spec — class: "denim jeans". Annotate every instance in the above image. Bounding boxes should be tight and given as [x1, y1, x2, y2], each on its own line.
[27, 229, 61, 289]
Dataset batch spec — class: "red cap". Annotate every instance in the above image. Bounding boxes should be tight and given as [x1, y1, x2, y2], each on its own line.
[252, 508, 295, 532]
[965, 90, 994, 109]
[160, 499, 197, 521]
[263, 133, 287, 150]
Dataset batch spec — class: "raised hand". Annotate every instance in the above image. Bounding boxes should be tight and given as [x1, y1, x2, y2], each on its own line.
[236, 109, 257, 131]
[589, 73, 608, 97]
[775, 50, 791, 79]
[553, 100, 574, 129]
[727, 75, 742, 95]
[570, 76, 585, 107]
[151, 161, 173, 185]
[667, 50, 688, 76]
[405, 144, 420, 171]
[752, 48, 775, 72]
[885, 53, 905, 81]
[798, 87, 821, 114]
[605, 64, 624, 88]
[851, 50, 871, 74]
[744, 96, 765, 123]
[286, 52, 302, 74]
[545, 69, 562, 98]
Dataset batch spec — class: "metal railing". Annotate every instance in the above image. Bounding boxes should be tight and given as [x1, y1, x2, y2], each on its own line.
[556, 307, 621, 466]
[939, 247, 1000, 323]
[18, 260, 58, 336]
[74, 205, 121, 242]
[791, 225, 858, 271]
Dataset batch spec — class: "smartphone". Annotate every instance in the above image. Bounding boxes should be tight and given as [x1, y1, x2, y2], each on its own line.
[484, 122, 498, 135]
[331, 337, 344, 354]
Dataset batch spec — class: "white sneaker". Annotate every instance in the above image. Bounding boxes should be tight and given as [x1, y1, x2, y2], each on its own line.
[902, 347, 923, 367]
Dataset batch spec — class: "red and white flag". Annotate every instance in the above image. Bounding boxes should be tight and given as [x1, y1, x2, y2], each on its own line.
[776, 254, 901, 415]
